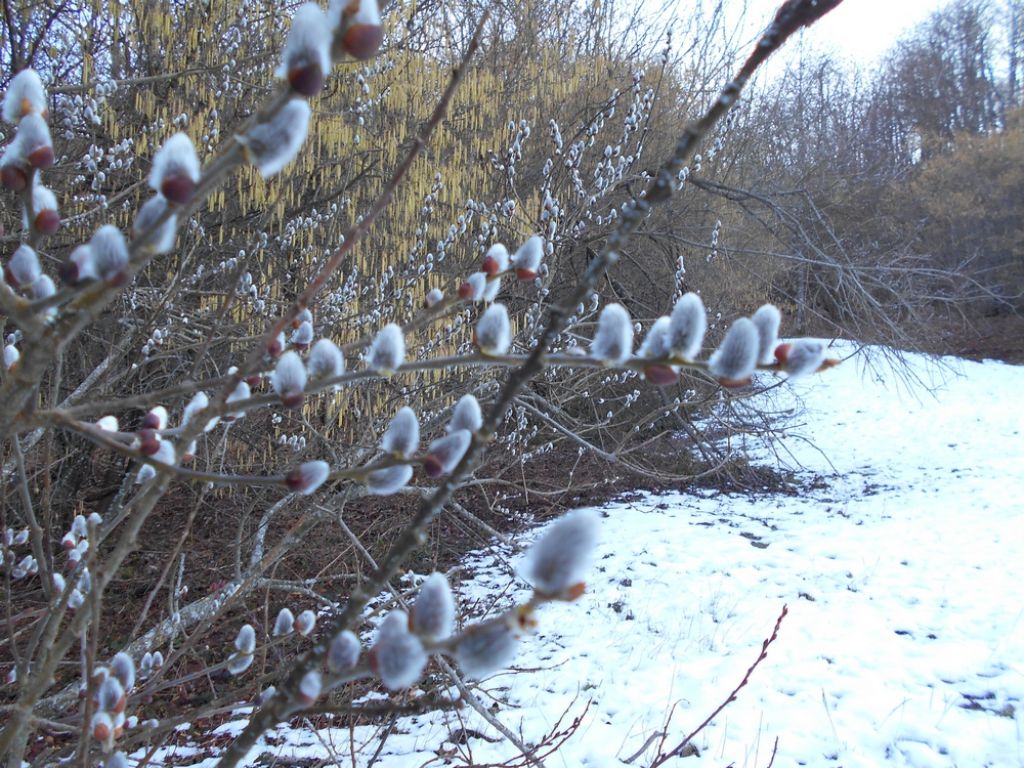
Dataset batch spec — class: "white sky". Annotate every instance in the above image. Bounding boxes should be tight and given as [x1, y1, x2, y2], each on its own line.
[741, 0, 946, 64]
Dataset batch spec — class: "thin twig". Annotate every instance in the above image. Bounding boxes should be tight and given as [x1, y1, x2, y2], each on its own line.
[649, 604, 789, 767]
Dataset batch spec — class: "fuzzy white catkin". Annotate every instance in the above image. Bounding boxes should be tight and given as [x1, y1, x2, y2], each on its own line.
[638, 317, 671, 359]
[273, 607, 295, 637]
[289, 461, 330, 495]
[91, 711, 114, 744]
[149, 133, 200, 192]
[521, 509, 600, 597]
[482, 275, 501, 303]
[484, 243, 510, 273]
[110, 652, 135, 690]
[454, 618, 519, 679]
[89, 225, 130, 282]
[366, 323, 405, 374]
[475, 303, 511, 355]
[226, 380, 250, 419]
[298, 669, 322, 704]
[0, 140, 25, 176]
[784, 339, 826, 379]
[235, 624, 257, 654]
[277, 4, 331, 87]
[153, 438, 175, 466]
[411, 572, 456, 641]
[708, 318, 759, 382]
[424, 287, 444, 307]
[3, 68, 47, 123]
[447, 394, 482, 434]
[669, 292, 707, 360]
[181, 392, 206, 426]
[6, 244, 41, 287]
[104, 751, 129, 768]
[244, 98, 311, 178]
[307, 338, 345, 381]
[3, 344, 19, 370]
[12, 555, 36, 579]
[27, 184, 58, 222]
[461, 272, 487, 301]
[353, 0, 383, 25]
[751, 304, 781, 364]
[511, 235, 544, 273]
[382, 406, 420, 458]
[366, 464, 413, 495]
[15, 112, 52, 158]
[65, 244, 99, 282]
[32, 274, 57, 306]
[97, 677, 125, 713]
[33, 184, 58, 211]
[183, 391, 220, 432]
[272, 350, 308, 402]
[328, 0, 381, 31]
[96, 417, 118, 436]
[591, 303, 633, 364]
[227, 651, 254, 675]
[425, 430, 471, 476]
[256, 686, 276, 705]
[371, 611, 427, 691]
[137, 440, 177, 483]
[294, 609, 317, 636]
[290, 320, 314, 347]
[327, 630, 360, 672]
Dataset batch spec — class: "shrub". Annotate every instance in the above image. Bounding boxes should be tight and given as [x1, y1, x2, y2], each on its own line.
[0, 1, 845, 765]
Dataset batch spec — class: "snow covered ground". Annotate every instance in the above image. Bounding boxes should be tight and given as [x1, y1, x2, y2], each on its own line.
[198, 345, 1024, 767]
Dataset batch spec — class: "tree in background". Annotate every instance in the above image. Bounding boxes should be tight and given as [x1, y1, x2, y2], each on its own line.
[673, 0, 1023, 354]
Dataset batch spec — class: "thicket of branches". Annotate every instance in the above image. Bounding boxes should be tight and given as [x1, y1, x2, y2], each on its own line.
[0, 0, 1017, 765]
[729, 0, 1024, 344]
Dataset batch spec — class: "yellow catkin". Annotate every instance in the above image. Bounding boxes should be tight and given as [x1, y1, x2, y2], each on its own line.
[99, 0, 632, 447]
